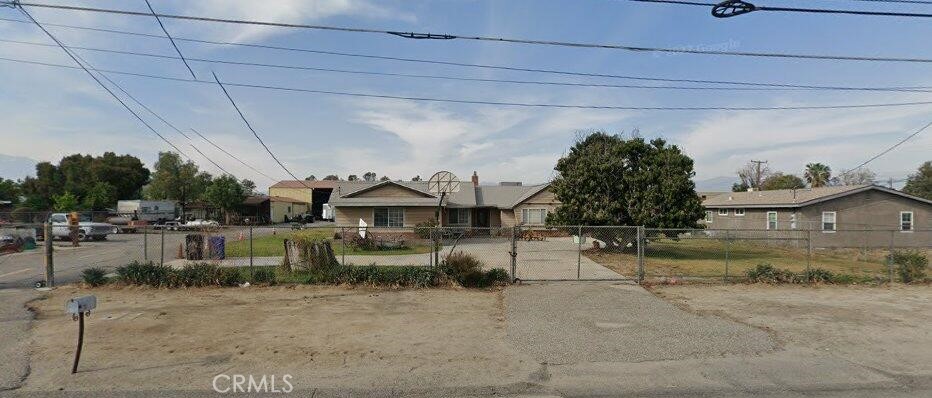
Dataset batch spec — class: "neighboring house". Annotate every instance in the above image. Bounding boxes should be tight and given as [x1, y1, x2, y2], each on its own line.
[321, 172, 559, 230]
[702, 185, 931, 247]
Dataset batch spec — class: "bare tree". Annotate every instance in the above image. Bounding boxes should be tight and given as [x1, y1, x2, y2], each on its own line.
[736, 161, 771, 190]
[838, 168, 877, 185]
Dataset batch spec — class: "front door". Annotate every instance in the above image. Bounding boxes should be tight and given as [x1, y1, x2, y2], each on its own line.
[473, 208, 490, 228]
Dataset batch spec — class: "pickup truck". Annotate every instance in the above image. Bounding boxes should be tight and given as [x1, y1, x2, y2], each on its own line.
[48, 213, 117, 241]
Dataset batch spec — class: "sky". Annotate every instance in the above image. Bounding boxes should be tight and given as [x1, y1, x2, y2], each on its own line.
[0, 0, 930, 192]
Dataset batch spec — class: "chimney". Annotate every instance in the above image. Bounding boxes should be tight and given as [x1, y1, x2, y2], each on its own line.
[471, 171, 479, 187]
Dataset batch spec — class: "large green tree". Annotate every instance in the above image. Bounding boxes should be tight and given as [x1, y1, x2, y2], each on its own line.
[0, 178, 21, 204]
[761, 173, 806, 190]
[82, 181, 117, 211]
[548, 132, 705, 248]
[804, 163, 832, 187]
[20, 153, 149, 210]
[204, 175, 246, 224]
[144, 152, 212, 217]
[903, 161, 932, 200]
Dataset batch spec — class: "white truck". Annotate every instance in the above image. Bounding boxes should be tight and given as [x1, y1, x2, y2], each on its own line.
[48, 213, 117, 241]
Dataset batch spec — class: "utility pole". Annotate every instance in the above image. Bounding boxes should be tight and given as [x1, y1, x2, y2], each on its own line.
[750, 160, 768, 189]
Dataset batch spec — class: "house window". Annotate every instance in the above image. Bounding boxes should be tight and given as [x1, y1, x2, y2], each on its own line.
[718, 209, 728, 216]
[704, 211, 713, 223]
[447, 208, 471, 225]
[821, 211, 836, 232]
[766, 211, 778, 230]
[900, 211, 913, 232]
[521, 208, 548, 225]
[734, 209, 745, 216]
[374, 207, 404, 227]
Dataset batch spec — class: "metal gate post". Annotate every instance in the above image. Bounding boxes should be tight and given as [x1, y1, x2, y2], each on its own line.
[636, 226, 645, 284]
[724, 230, 730, 284]
[249, 225, 254, 278]
[510, 226, 518, 282]
[341, 227, 346, 266]
[806, 229, 812, 283]
[160, 226, 165, 266]
[887, 230, 894, 283]
[44, 222, 54, 288]
[577, 226, 583, 280]
[143, 225, 148, 262]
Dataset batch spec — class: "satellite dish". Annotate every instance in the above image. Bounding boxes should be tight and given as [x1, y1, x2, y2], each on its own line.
[427, 171, 461, 196]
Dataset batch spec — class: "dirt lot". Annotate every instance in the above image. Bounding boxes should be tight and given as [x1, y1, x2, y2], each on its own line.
[652, 284, 932, 377]
[23, 285, 538, 393]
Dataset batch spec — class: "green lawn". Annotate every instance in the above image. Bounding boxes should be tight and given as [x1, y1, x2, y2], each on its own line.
[585, 238, 894, 279]
[226, 230, 431, 258]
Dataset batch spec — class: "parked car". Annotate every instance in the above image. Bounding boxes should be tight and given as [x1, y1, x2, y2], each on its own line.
[48, 213, 116, 241]
[183, 219, 220, 230]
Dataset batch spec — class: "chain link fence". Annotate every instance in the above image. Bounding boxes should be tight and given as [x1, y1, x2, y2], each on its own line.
[1, 222, 928, 288]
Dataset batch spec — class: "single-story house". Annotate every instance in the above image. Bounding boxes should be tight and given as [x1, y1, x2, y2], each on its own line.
[702, 184, 931, 247]
[321, 172, 559, 230]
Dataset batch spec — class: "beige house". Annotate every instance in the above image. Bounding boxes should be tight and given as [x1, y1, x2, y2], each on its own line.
[702, 185, 932, 247]
[323, 172, 559, 229]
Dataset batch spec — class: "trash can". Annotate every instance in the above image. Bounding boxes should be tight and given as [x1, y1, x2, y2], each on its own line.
[185, 234, 204, 260]
[208, 236, 226, 260]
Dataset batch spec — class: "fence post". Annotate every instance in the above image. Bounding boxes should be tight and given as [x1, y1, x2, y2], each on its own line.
[249, 225, 254, 278]
[341, 227, 346, 266]
[143, 225, 148, 262]
[510, 226, 518, 282]
[887, 230, 894, 283]
[160, 226, 165, 266]
[577, 226, 583, 280]
[44, 222, 54, 288]
[723, 230, 730, 284]
[636, 226, 644, 284]
[806, 229, 812, 283]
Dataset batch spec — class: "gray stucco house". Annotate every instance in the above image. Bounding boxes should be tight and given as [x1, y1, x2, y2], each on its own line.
[702, 185, 931, 247]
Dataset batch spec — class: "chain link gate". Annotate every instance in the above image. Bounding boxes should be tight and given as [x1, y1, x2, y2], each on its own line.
[512, 225, 639, 281]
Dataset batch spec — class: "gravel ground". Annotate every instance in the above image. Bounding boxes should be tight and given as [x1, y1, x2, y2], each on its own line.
[504, 282, 778, 364]
[0, 289, 37, 391]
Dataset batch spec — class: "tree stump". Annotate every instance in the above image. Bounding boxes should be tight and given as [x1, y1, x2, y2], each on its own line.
[298, 239, 338, 271]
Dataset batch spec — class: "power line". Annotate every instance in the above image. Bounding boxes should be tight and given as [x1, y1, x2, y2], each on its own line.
[2, 17, 930, 93]
[12, 5, 191, 160]
[3, 54, 932, 111]
[4, 37, 932, 94]
[3, 1, 931, 63]
[210, 71, 311, 189]
[628, 0, 932, 17]
[189, 128, 280, 183]
[844, 121, 932, 173]
[142, 0, 195, 78]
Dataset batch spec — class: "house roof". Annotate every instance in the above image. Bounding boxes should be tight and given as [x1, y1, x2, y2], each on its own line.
[703, 184, 932, 208]
[340, 180, 435, 198]
[243, 195, 309, 205]
[327, 179, 552, 210]
[327, 197, 439, 207]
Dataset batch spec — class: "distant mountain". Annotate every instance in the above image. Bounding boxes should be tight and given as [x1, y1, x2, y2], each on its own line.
[0, 154, 37, 180]
[694, 176, 736, 192]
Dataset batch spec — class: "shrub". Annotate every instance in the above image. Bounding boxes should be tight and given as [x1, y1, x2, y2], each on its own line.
[334, 265, 443, 287]
[116, 261, 174, 287]
[250, 267, 277, 285]
[483, 268, 510, 286]
[173, 263, 225, 287]
[81, 267, 108, 287]
[746, 263, 797, 284]
[440, 251, 509, 287]
[889, 250, 928, 283]
[350, 234, 377, 251]
[219, 267, 245, 286]
[802, 268, 834, 284]
[413, 218, 439, 239]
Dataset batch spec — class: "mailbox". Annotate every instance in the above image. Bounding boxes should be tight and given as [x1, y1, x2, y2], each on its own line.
[66, 295, 96, 315]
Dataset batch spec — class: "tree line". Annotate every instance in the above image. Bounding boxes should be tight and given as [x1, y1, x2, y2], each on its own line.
[0, 152, 257, 223]
[730, 160, 932, 199]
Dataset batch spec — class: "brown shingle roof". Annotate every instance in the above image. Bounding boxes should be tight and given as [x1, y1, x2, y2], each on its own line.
[702, 184, 932, 208]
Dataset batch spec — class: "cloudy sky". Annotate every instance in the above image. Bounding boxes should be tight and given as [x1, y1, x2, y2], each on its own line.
[0, 0, 929, 191]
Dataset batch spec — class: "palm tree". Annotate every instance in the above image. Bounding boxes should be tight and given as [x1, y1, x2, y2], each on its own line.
[804, 163, 832, 187]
